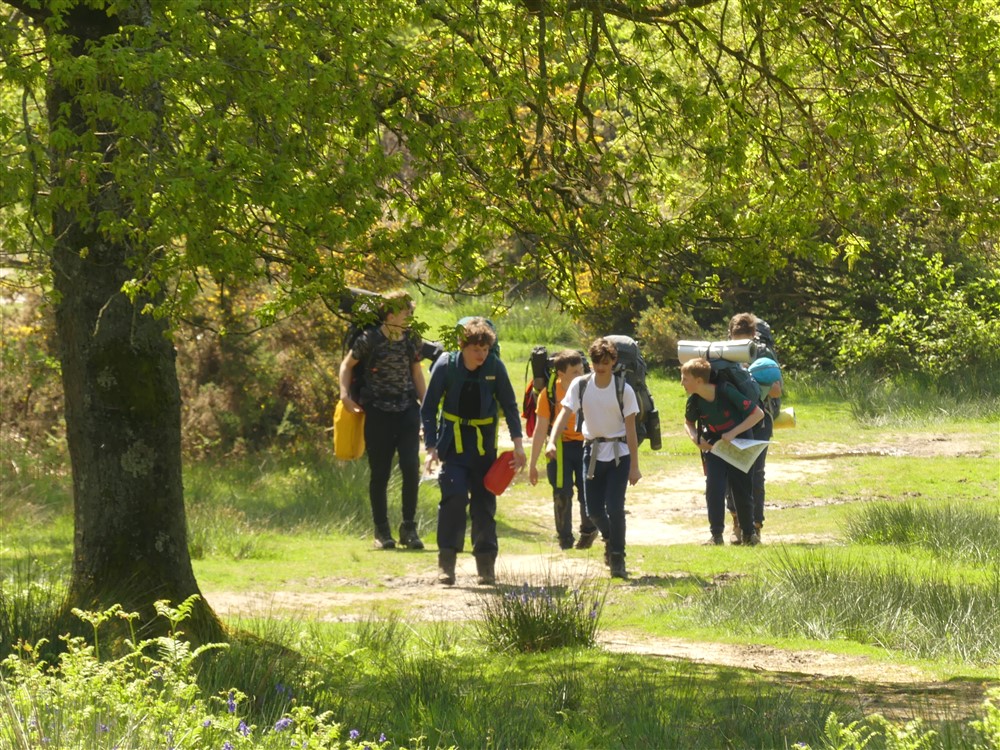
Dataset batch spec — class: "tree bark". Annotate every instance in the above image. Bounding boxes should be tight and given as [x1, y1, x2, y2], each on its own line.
[45, 4, 222, 643]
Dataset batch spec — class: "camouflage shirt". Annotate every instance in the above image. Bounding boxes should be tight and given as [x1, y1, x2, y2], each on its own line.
[351, 328, 421, 412]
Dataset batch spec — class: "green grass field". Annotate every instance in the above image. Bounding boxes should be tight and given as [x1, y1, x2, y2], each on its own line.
[2, 293, 999, 749]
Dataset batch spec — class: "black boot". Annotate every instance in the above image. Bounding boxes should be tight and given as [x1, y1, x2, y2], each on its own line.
[609, 552, 628, 579]
[575, 529, 599, 550]
[437, 549, 457, 585]
[374, 523, 396, 550]
[474, 553, 496, 585]
[398, 521, 424, 550]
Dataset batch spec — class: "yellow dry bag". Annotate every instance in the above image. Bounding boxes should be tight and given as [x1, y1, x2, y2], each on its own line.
[333, 400, 366, 460]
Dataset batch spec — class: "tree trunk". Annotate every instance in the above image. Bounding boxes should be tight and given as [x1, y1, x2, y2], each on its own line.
[46, 5, 222, 644]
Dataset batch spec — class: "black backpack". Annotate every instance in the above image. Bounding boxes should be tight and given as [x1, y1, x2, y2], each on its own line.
[710, 359, 761, 407]
[578, 335, 661, 450]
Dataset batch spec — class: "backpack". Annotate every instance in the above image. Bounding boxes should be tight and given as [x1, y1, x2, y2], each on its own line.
[710, 359, 762, 406]
[340, 288, 385, 403]
[754, 318, 778, 358]
[522, 346, 592, 438]
[522, 345, 552, 438]
[578, 335, 662, 450]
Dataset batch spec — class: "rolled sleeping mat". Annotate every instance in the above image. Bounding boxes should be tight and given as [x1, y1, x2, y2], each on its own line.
[773, 407, 796, 429]
[677, 339, 757, 364]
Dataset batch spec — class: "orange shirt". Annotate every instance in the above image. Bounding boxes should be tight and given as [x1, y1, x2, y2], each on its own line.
[536, 380, 583, 442]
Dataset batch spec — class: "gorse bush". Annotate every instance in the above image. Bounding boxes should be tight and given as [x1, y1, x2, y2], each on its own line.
[846, 501, 1000, 565]
[699, 551, 1000, 665]
[477, 575, 606, 653]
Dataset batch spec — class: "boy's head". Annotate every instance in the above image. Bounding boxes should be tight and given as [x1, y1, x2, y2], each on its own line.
[381, 290, 414, 317]
[588, 338, 618, 365]
[553, 349, 584, 373]
[680, 357, 711, 384]
[728, 312, 757, 340]
[458, 317, 497, 350]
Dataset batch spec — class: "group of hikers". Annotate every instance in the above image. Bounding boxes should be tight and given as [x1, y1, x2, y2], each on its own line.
[338, 291, 782, 585]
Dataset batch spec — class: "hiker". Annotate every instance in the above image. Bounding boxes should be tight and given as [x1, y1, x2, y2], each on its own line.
[528, 349, 599, 550]
[725, 313, 783, 544]
[421, 317, 526, 586]
[681, 356, 765, 546]
[339, 290, 427, 550]
[546, 338, 642, 579]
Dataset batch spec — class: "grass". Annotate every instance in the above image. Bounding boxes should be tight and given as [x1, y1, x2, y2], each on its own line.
[2, 293, 1000, 747]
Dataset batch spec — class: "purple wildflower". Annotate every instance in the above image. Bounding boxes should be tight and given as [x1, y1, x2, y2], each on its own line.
[239, 720, 251, 737]
[227, 691, 236, 714]
[350, 729, 360, 740]
[275, 717, 293, 731]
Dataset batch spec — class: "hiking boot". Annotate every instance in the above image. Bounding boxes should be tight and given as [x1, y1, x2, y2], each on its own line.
[705, 534, 724, 546]
[754, 523, 763, 544]
[743, 530, 761, 546]
[575, 529, 599, 550]
[729, 513, 742, 545]
[437, 549, 457, 585]
[474, 553, 496, 585]
[373, 524, 396, 550]
[398, 521, 424, 550]
[559, 537, 575, 551]
[609, 553, 628, 579]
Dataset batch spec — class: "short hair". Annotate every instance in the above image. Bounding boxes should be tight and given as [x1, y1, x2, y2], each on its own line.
[588, 338, 618, 363]
[381, 290, 414, 317]
[458, 317, 497, 349]
[553, 349, 583, 372]
[728, 312, 757, 339]
[681, 357, 712, 382]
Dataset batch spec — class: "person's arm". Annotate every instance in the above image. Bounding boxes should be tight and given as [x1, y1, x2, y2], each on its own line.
[411, 359, 427, 402]
[495, 360, 527, 469]
[528, 412, 551, 486]
[721, 405, 764, 442]
[338, 352, 363, 414]
[546, 408, 572, 459]
[420, 357, 447, 455]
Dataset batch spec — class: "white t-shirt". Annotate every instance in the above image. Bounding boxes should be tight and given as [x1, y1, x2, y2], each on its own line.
[561, 374, 639, 462]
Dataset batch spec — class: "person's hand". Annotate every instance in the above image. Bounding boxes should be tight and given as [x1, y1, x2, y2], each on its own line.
[529, 465, 539, 486]
[629, 463, 641, 486]
[768, 381, 783, 399]
[424, 447, 439, 474]
[341, 396, 363, 414]
[698, 437, 712, 453]
[544, 440, 558, 460]
[513, 446, 527, 471]
[721, 429, 736, 443]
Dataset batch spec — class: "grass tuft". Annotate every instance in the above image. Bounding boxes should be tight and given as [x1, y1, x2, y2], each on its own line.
[845, 501, 1000, 565]
[699, 550, 1000, 665]
[476, 572, 606, 653]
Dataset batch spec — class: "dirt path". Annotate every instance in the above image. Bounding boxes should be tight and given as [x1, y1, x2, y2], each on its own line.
[207, 434, 995, 718]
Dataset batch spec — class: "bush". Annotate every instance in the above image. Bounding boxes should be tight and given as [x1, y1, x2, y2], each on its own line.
[636, 304, 706, 368]
[477, 575, 606, 653]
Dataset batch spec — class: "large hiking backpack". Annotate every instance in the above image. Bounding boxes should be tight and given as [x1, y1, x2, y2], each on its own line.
[522, 345, 552, 438]
[754, 318, 778, 358]
[521, 345, 589, 438]
[577, 335, 661, 450]
[710, 359, 761, 407]
[339, 288, 385, 403]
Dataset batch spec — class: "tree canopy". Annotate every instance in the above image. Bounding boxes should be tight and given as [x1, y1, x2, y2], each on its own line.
[1, 0, 998, 635]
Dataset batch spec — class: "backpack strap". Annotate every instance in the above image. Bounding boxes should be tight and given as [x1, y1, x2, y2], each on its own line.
[440, 351, 500, 455]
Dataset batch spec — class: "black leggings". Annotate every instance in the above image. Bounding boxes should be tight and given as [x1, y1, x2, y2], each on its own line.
[363, 402, 421, 527]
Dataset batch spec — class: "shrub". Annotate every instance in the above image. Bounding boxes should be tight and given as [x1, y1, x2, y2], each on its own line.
[477, 575, 606, 653]
[636, 304, 706, 368]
